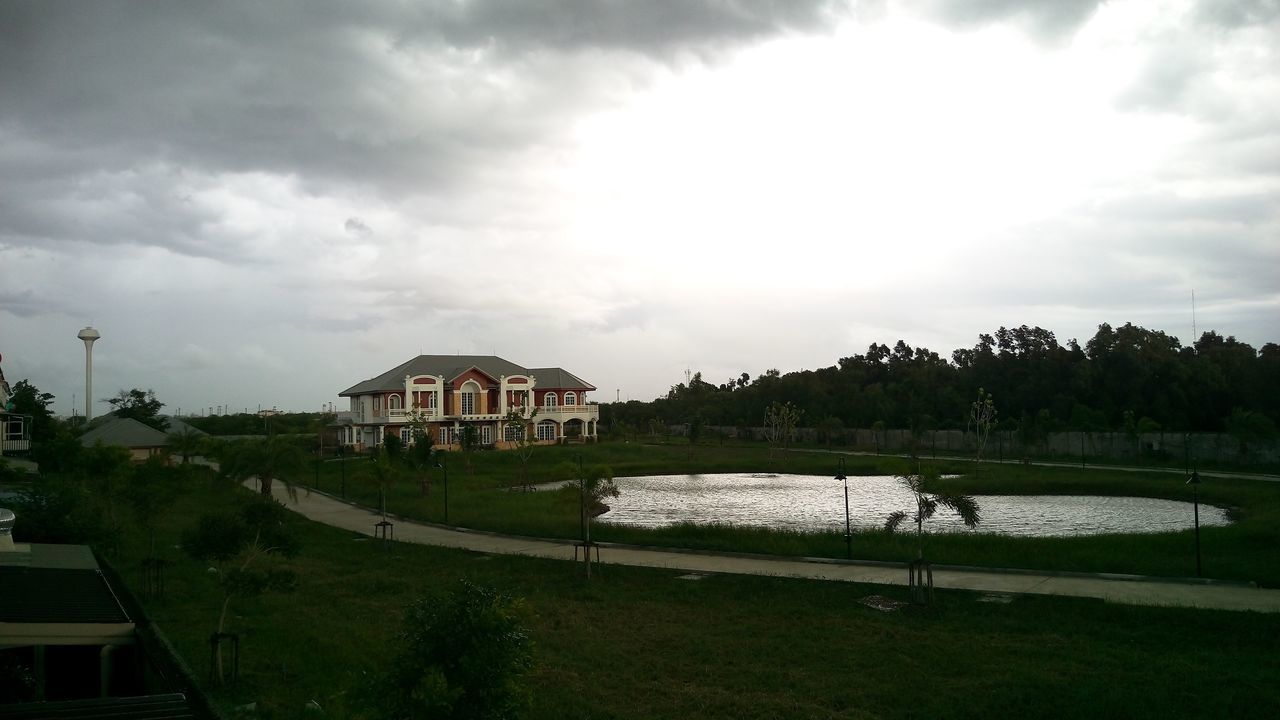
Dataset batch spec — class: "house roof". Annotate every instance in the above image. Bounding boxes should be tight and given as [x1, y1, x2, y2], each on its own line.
[161, 416, 208, 436]
[528, 367, 596, 391]
[0, 544, 132, 627]
[79, 417, 169, 449]
[340, 355, 594, 396]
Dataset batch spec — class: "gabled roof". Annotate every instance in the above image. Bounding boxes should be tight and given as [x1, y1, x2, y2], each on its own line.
[79, 417, 169, 449]
[528, 367, 596, 391]
[340, 355, 543, 396]
[162, 416, 208, 436]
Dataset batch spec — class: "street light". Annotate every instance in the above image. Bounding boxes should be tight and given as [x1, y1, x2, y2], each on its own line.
[338, 444, 347, 498]
[836, 456, 851, 560]
[435, 456, 450, 525]
[1186, 470, 1202, 577]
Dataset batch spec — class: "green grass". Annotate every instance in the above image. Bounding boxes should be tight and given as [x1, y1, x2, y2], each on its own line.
[298, 442, 1280, 586]
[117, 475, 1280, 719]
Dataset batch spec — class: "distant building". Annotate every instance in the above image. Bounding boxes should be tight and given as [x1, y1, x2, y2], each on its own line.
[337, 355, 599, 451]
[79, 418, 170, 463]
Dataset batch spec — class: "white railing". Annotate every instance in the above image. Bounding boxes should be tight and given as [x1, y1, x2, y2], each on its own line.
[536, 405, 600, 419]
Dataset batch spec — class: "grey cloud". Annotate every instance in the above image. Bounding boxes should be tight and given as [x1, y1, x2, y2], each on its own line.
[1195, 0, 1280, 27]
[0, 289, 56, 318]
[1093, 192, 1278, 226]
[397, 0, 845, 54]
[911, 0, 1102, 40]
[344, 218, 373, 237]
[0, 1, 841, 194]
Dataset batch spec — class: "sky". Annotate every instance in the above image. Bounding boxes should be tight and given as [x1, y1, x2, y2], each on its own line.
[1, 0, 1277, 417]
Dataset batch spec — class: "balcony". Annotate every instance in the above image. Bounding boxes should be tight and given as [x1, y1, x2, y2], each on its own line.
[535, 405, 600, 420]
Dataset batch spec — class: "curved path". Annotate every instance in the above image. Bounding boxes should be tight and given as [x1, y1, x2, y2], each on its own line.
[251, 480, 1280, 613]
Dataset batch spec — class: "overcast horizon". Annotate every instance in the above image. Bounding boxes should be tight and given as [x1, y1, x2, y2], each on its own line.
[2, 0, 1277, 417]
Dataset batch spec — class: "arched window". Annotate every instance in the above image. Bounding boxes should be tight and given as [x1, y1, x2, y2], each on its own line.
[389, 394, 402, 410]
[460, 380, 481, 415]
[536, 420, 557, 441]
[563, 392, 577, 406]
[544, 392, 558, 409]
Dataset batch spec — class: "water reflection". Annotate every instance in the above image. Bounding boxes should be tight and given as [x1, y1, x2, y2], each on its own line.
[596, 474, 1230, 537]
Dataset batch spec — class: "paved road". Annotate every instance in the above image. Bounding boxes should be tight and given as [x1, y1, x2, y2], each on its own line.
[251, 480, 1280, 613]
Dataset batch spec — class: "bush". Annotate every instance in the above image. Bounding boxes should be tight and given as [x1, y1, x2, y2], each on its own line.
[364, 581, 534, 720]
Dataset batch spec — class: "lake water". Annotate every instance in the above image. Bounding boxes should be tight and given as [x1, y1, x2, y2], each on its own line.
[590, 474, 1230, 537]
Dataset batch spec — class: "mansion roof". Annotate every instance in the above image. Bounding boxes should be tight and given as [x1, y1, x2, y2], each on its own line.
[339, 355, 595, 396]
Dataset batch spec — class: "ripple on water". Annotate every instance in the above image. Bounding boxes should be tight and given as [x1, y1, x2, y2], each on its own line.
[598, 474, 1230, 537]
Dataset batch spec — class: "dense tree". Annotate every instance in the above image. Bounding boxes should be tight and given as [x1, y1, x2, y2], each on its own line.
[601, 322, 1278, 437]
[6, 380, 57, 442]
[106, 388, 168, 431]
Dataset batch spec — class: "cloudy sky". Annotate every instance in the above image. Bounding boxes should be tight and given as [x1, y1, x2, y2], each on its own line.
[1, 0, 1277, 417]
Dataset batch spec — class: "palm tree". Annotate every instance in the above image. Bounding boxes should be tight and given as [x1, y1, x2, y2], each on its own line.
[166, 427, 205, 465]
[219, 436, 304, 497]
[885, 465, 980, 603]
[575, 463, 618, 579]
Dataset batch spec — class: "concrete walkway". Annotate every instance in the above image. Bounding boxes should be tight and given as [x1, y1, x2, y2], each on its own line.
[252, 481, 1280, 613]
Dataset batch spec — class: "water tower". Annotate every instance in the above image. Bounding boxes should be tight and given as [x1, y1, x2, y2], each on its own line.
[78, 326, 101, 420]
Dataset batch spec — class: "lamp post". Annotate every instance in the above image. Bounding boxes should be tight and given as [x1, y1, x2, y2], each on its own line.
[577, 453, 585, 543]
[435, 456, 449, 525]
[837, 456, 851, 560]
[1187, 470, 1202, 577]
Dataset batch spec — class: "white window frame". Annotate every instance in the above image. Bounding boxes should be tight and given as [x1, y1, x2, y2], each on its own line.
[564, 391, 577, 406]
[504, 423, 524, 442]
[461, 392, 476, 415]
[481, 425, 492, 445]
[389, 394, 402, 410]
[536, 421, 557, 441]
[4, 417, 23, 440]
[400, 427, 412, 444]
[439, 427, 455, 445]
[544, 392, 558, 409]
[373, 395, 382, 413]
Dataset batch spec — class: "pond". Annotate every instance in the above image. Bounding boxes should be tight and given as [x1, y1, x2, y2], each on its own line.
[589, 474, 1230, 537]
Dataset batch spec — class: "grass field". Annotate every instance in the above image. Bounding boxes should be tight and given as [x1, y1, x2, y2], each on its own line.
[299, 441, 1280, 586]
[121, 474, 1280, 719]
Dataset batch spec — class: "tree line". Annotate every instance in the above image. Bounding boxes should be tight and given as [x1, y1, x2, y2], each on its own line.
[602, 323, 1280, 439]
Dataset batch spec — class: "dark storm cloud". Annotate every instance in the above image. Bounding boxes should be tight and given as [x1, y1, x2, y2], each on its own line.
[395, 0, 844, 53]
[0, 0, 842, 255]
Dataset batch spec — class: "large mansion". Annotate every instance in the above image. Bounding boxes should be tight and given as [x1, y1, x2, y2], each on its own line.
[337, 355, 599, 451]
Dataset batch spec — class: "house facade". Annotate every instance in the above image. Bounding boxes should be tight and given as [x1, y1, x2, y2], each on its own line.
[337, 355, 599, 451]
[0, 355, 32, 457]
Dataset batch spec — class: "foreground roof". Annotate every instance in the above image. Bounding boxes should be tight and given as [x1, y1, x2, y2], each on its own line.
[340, 355, 594, 395]
[0, 693, 196, 720]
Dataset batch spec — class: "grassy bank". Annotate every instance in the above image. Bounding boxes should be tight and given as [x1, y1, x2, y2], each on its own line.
[125, 477, 1279, 719]
[298, 442, 1280, 586]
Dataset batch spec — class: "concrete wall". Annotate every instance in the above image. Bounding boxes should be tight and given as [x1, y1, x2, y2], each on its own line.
[672, 425, 1279, 465]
